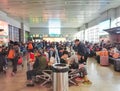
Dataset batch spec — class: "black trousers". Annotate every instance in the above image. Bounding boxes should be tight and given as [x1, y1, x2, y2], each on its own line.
[27, 70, 36, 80]
[84, 55, 88, 62]
[26, 70, 42, 80]
[10, 58, 18, 73]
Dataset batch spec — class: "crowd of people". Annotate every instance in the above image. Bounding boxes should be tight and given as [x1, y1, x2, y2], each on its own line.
[0, 39, 120, 87]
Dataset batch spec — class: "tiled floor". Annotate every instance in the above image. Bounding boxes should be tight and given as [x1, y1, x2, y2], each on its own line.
[0, 57, 120, 91]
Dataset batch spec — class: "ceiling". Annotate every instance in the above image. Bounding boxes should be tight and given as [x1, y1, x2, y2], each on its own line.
[0, 0, 120, 28]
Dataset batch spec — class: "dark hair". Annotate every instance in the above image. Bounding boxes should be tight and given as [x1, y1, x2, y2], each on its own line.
[62, 51, 69, 55]
[77, 52, 83, 56]
[14, 41, 19, 46]
[38, 49, 43, 55]
[10, 40, 14, 44]
[75, 39, 79, 42]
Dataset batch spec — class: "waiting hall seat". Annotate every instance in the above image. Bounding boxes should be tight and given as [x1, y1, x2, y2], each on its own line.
[34, 70, 52, 86]
[68, 69, 79, 85]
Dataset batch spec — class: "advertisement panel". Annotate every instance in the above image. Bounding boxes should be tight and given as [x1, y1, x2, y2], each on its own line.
[0, 21, 8, 46]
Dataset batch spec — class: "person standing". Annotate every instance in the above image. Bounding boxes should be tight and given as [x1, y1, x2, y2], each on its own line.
[13, 42, 20, 75]
[8, 42, 20, 76]
[74, 39, 88, 63]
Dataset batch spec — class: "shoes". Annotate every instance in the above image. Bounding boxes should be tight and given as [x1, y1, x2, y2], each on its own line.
[26, 83, 34, 87]
[82, 80, 92, 84]
[26, 81, 34, 87]
[11, 72, 15, 76]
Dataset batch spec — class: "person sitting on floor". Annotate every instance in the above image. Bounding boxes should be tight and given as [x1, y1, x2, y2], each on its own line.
[26, 50, 48, 86]
[69, 52, 92, 84]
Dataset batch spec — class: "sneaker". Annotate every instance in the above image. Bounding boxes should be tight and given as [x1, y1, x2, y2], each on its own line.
[11, 72, 15, 76]
[83, 80, 92, 84]
[26, 81, 34, 87]
[26, 82, 34, 87]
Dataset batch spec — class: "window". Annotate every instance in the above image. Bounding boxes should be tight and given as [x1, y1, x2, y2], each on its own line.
[111, 17, 120, 28]
[85, 26, 99, 43]
[49, 19, 61, 35]
[98, 20, 110, 35]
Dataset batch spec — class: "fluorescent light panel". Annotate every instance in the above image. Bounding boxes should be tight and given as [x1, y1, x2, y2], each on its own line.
[49, 19, 61, 35]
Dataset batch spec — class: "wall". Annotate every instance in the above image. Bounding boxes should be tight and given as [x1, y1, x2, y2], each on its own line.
[24, 23, 30, 31]
[78, 6, 120, 43]
[30, 27, 48, 34]
[0, 11, 30, 31]
[79, 6, 120, 31]
[30, 27, 78, 41]
[0, 11, 30, 43]
[87, 9, 116, 28]
[30, 27, 78, 35]
[0, 11, 21, 28]
[0, 11, 8, 22]
[7, 17, 21, 28]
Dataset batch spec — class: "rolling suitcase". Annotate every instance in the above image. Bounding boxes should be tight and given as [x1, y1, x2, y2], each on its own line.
[114, 58, 120, 71]
[100, 56, 109, 66]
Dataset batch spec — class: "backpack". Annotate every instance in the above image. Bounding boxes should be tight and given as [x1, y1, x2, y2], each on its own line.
[28, 43, 33, 50]
[8, 49, 15, 59]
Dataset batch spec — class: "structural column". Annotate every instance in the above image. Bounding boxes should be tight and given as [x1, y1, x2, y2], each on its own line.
[20, 22, 25, 43]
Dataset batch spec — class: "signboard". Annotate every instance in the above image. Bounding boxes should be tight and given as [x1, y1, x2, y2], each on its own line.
[0, 21, 8, 35]
[0, 20, 8, 46]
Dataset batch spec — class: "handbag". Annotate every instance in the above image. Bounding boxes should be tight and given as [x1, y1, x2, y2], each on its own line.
[18, 57, 23, 65]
